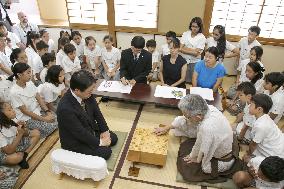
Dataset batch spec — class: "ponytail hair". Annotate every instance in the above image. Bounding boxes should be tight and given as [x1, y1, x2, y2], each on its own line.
[7, 63, 30, 82]
[247, 61, 265, 84]
[26, 31, 40, 51]
[10, 48, 23, 64]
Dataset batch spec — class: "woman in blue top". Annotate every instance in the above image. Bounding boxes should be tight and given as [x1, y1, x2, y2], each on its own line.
[192, 46, 226, 92]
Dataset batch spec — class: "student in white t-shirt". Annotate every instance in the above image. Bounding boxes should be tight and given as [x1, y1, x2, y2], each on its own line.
[10, 48, 28, 65]
[243, 94, 284, 162]
[161, 31, 176, 57]
[237, 26, 261, 64]
[246, 61, 265, 93]
[233, 156, 284, 189]
[56, 37, 70, 67]
[8, 63, 57, 138]
[180, 17, 206, 83]
[101, 35, 121, 81]
[146, 39, 160, 82]
[0, 101, 40, 169]
[32, 40, 48, 82]
[38, 65, 66, 112]
[70, 31, 84, 61]
[39, 53, 55, 83]
[25, 31, 40, 69]
[61, 43, 81, 84]
[39, 29, 56, 54]
[263, 72, 284, 124]
[84, 36, 101, 76]
[0, 33, 12, 76]
[0, 22, 23, 49]
[205, 25, 239, 64]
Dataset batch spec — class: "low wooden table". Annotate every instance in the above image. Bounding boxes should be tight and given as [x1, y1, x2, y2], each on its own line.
[93, 79, 222, 109]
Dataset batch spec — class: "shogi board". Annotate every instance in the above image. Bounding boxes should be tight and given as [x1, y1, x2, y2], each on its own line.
[127, 126, 169, 166]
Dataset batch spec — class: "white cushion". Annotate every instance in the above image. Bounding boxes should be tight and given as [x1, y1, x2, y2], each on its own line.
[51, 149, 108, 181]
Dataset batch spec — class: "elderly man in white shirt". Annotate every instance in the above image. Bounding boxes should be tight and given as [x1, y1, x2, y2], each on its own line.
[12, 11, 39, 45]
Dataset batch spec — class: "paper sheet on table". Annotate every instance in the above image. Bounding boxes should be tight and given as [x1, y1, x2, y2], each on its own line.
[189, 87, 214, 101]
[154, 85, 186, 99]
[97, 80, 132, 94]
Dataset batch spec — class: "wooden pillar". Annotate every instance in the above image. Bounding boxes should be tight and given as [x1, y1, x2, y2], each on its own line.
[106, 0, 117, 47]
[203, 0, 214, 37]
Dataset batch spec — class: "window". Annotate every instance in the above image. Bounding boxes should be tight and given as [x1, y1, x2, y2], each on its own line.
[208, 0, 284, 40]
[114, 0, 159, 28]
[66, 0, 108, 25]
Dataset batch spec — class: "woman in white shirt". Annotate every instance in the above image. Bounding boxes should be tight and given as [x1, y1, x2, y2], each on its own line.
[8, 63, 57, 138]
[25, 31, 40, 68]
[38, 65, 66, 112]
[39, 29, 56, 54]
[180, 17, 206, 83]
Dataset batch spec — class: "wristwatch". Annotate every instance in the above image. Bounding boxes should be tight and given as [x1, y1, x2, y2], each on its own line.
[43, 109, 51, 113]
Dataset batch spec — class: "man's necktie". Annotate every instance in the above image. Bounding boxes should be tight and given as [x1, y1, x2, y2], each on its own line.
[80, 101, 86, 112]
[134, 55, 138, 64]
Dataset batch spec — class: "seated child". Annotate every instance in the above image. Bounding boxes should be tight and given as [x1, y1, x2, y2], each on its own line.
[146, 39, 160, 82]
[57, 30, 71, 52]
[233, 156, 284, 189]
[101, 35, 120, 81]
[39, 29, 56, 54]
[0, 102, 40, 169]
[38, 65, 66, 112]
[70, 31, 84, 62]
[161, 31, 176, 57]
[84, 36, 101, 75]
[244, 94, 284, 162]
[8, 63, 57, 138]
[61, 43, 81, 84]
[32, 40, 49, 82]
[263, 72, 284, 124]
[39, 53, 56, 83]
[56, 37, 70, 67]
[0, 33, 12, 76]
[10, 48, 28, 65]
[233, 82, 256, 144]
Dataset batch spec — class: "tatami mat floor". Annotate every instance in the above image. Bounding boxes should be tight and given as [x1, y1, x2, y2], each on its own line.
[17, 76, 283, 189]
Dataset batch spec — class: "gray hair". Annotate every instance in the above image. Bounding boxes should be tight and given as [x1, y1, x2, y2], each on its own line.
[178, 94, 208, 117]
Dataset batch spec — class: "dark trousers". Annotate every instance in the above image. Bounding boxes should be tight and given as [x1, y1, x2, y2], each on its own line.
[77, 131, 118, 160]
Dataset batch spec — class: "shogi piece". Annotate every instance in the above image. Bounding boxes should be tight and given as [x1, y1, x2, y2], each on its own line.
[127, 126, 169, 166]
[51, 149, 108, 181]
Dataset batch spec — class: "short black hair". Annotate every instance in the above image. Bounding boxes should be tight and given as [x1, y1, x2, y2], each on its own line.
[59, 37, 70, 47]
[71, 31, 82, 39]
[236, 81, 256, 96]
[39, 29, 48, 37]
[36, 40, 49, 51]
[131, 36, 145, 49]
[205, 46, 219, 60]
[26, 31, 40, 51]
[10, 48, 24, 64]
[249, 26, 261, 35]
[264, 72, 284, 91]
[165, 31, 176, 38]
[259, 156, 284, 182]
[146, 39, 156, 48]
[64, 43, 76, 54]
[45, 65, 63, 86]
[189, 17, 203, 33]
[41, 53, 55, 67]
[251, 94, 273, 114]
[103, 35, 114, 42]
[250, 46, 263, 61]
[85, 36, 96, 46]
[70, 70, 96, 92]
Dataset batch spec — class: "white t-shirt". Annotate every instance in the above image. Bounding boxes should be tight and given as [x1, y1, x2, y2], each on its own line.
[48, 39, 56, 53]
[0, 50, 12, 76]
[0, 75, 13, 102]
[56, 49, 65, 67]
[161, 44, 170, 56]
[32, 53, 43, 75]
[61, 55, 81, 81]
[180, 30, 206, 64]
[251, 114, 284, 158]
[237, 37, 261, 63]
[100, 47, 121, 72]
[70, 40, 84, 57]
[84, 45, 101, 69]
[10, 81, 41, 121]
[236, 103, 256, 140]
[25, 46, 38, 68]
[40, 67, 48, 83]
[38, 82, 65, 103]
[0, 126, 18, 149]
[248, 156, 284, 189]
[7, 31, 21, 49]
[264, 87, 284, 124]
[254, 79, 265, 94]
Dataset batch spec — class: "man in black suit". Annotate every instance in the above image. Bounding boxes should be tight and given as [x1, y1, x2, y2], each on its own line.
[120, 36, 152, 85]
[57, 70, 118, 160]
